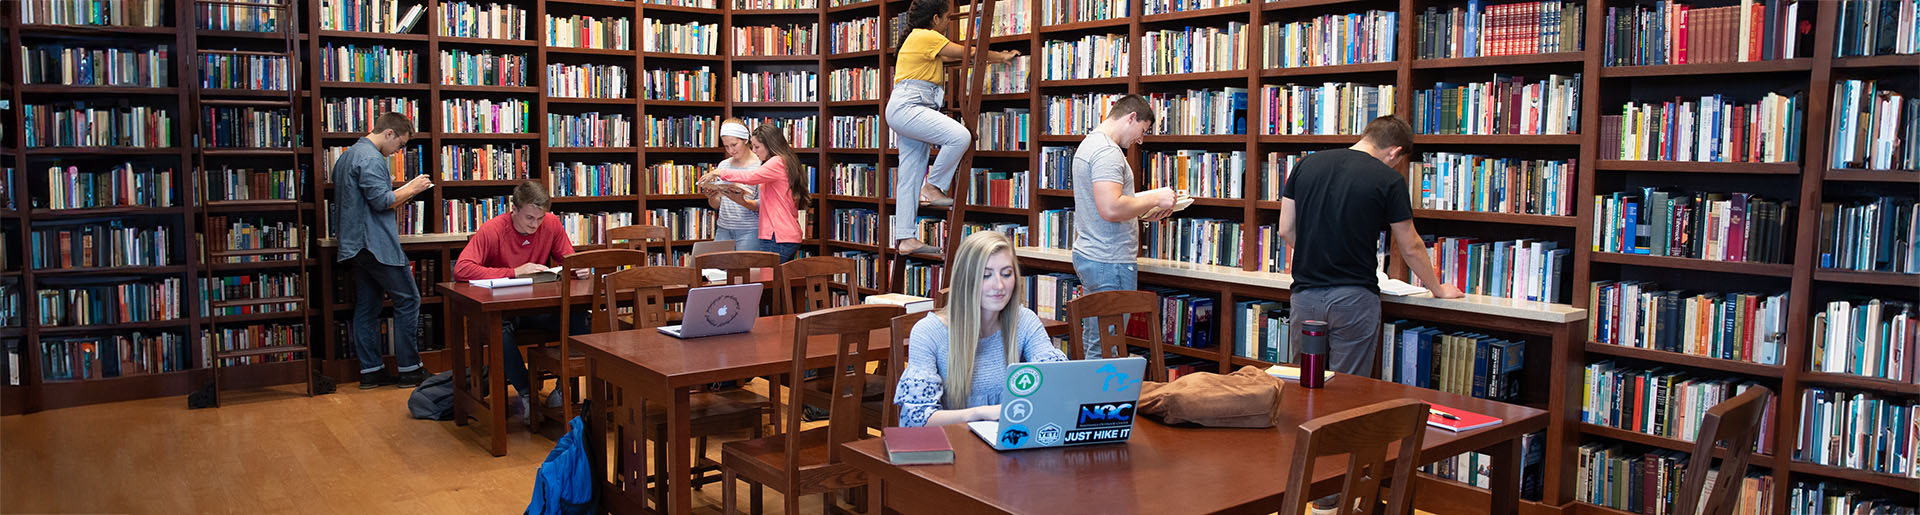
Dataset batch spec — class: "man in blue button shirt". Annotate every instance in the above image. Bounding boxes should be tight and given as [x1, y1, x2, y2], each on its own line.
[334, 113, 435, 389]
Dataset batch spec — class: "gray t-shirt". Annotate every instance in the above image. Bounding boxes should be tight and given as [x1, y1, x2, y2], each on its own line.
[1071, 129, 1136, 264]
[713, 157, 761, 230]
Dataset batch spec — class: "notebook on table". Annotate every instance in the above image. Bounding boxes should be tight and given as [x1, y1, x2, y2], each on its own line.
[1426, 403, 1502, 432]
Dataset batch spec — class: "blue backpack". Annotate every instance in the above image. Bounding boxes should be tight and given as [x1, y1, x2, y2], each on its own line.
[526, 413, 597, 515]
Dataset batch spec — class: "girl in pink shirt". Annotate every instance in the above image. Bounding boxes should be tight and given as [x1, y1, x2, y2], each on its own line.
[701, 124, 809, 261]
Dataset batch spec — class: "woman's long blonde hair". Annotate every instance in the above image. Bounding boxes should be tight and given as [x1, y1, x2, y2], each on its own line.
[938, 231, 1025, 409]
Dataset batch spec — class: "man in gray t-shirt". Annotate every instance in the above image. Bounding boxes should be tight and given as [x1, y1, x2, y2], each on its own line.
[1069, 95, 1179, 359]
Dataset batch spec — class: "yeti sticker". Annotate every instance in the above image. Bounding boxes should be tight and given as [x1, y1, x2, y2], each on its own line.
[1035, 423, 1062, 446]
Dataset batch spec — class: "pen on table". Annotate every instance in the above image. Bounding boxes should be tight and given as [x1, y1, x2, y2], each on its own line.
[1429, 409, 1461, 421]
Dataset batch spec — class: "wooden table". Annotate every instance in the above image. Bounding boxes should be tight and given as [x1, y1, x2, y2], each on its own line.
[842, 374, 1549, 515]
[437, 270, 774, 456]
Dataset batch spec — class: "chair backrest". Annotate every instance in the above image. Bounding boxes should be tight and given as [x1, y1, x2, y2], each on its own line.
[695, 250, 779, 286]
[606, 224, 670, 259]
[786, 304, 903, 472]
[882, 310, 931, 427]
[778, 256, 857, 315]
[1065, 290, 1166, 381]
[932, 287, 950, 309]
[1674, 386, 1773, 515]
[560, 249, 647, 335]
[602, 265, 698, 331]
[1279, 398, 1430, 515]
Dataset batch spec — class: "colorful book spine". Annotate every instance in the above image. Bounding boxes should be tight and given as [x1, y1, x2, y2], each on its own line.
[1036, 208, 1075, 250]
[733, 69, 817, 103]
[438, 1, 526, 40]
[1587, 281, 1789, 365]
[1413, 152, 1575, 216]
[831, 208, 879, 245]
[439, 48, 527, 86]
[1417, 0, 1584, 59]
[1142, 217, 1242, 267]
[966, 168, 1028, 209]
[1419, 236, 1571, 303]
[1828, 79, 1920, 171]
[28, 223, 173, 269]
[645, 66, 717, 101]
[1263, 10, 1397, 68]
[1834, 0, 1920, 57]
[41, 163, 177, 209]
[1041, 0, 1129, 25]
[207, 323, 305, 367]
[21, 44, 170, 87]
[830, 17, 880, 54]
[206, 166, 296, 201]
[1149, 87, 1248, 136]
[549, 161, 631, 197]
[1413, 73, 1582, 136]
[956, 55, 1030, 95]
[1608, 92, 1804, 163]
[1817, 197, 1920, 274]
[442, 195, 512, 233]
[199, 273, 300, 316]
[324, 144, 425, 181]
[828, 162, 876, 197]
[1789, 482, 1919, 513]
[1145, 149, 1244, 200]
[1811, 298, 1917, 384]
[1795, 388, 1919, 478]
[1144, 0, 1243, 16]
[441, 98, 531, 134]
[1583, 361, 1777, 449]
[557, 211, 638, 246]
[1576, 443, 1775, 513]
[545, 14, 632, 50]
[546, 63, 629, 99]
[1040, 146, 1074, 190]
[22, 103, 173, 148]
[201, 106, 298, 148]
[322, 96, 422, 133]
[731, 23, 819, 56]
[1042, 93, 1126, 135]
[738, 115, 817, 148]
[1040, 34, 1129, 80]
[952, 0, 1032, 39]
[645, 161, 711, 195]
[830, 114, 881, 149]
[1261, 83, 1395, 136]
[1604, 0, 1806, 66]
[320, 44, 419, 83]
[197, 0, 285, 32]
[642, 207, 716, 241]
[644, 114, 718, 148]
[1593, 189, 1793, 263]
[641, 19, 719, 55]
[19, 0, 166, 27]
[438, 143, 530, 181]
[33, 278, 183, 327]
[1141, 23, 1247, 75]
[974, 108, 1029, 151]
[827, 66, 881, 102]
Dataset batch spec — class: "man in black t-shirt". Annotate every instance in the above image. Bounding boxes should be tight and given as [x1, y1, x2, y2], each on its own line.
[1278, 115, 1463, 379]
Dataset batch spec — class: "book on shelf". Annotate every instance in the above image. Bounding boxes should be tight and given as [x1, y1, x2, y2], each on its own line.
[29, 223, 172, 270]
[837, 251, 883, 290]
[831, 209, 879, 245]
[1603, 0, 1805, 66]
[1263, 10, 1397, 69]
[974, 108, 1028, 151]
[1602, 92, 1805, 163]
[1145, 150, 1242, 200]
[1414, 153, 1573, 216]
[952, 0, 1031, 39]
[200, 106, 299, 148]
[1812, 298, 1917, 384]
[1141, 23, 1247, 76]
[1141, 216, 1239, 267]
[1036, 208, 1075, 250]
[1024, 273, 1086, 323]
[1836, 0, 1920, 58]
[646, 66, 717, 102]
[200, 273, 300, 316]
[325, 144, 426, 181]
[1818, 196, 1919, 274]
[1232, 299, 1288, 361]
[318, 0, 424, 33]
[1039, 146, 1074, 190]
[443, 195, 511, 234]
[1422, 431, 1543, 494]
[442, 98, 531, 134]
[34, 279, 184, 327]
[439, 143, 530, 182]
[441, 48, 528, 87]
[20, 0, 166, 27]
[830, 17, 881, 55]
[1260, 83, 1395, 136]
[1259, 151, 1318, 202]
[955, 56, 1029, 95]
[1040, 34, 1129, 81]
[830, 115, 881, 149]
[330, 312, 440, 359]
[545, 14, 631, 50]
[199, 52, 289, 91]
[39, 332, 191, 381]
[1582, 360, 1778, 451]
[549, 161, 632, 197]
[897, 215, 948, 249]
[209, 217, 303, 261]
[646, 161, 712, 195]
[1, 286, 21, 329]
[827, 67, 881, 102]
[1140, 287, 1216, 349]
[197, 0, 286, 32]
[899, 262, 945, 297]
[1418, 0, 1584, 59]
[1789, 482, 1917, 514]
[557, 211, 638, 247]
[41, 163, 176, 210]
[1043, 93, 1127, 135]
[322, 96, 422, 134]
[738, 115, 818, 148]
[1588, 281, 1788, 365]
[641, 207, 716, 241]
[734, 0, 815, 8]
[731, 23, 819, 57]
[642, 19, 720, 55]
[1417, 236, 1570, 303]
[733, 69, 817, 103]
[437, 1, 525, 40]
[967, 169, 1028, 209]
[320, 43, 419, 84]
[547, 111, 633, 148]
[1576, 443, 1775, 513]
[1592, 189, 1793, 264]
[22, 44, 170, 87]
[547, 63, 630, 100]
[206, 323, 306, 367]
[23, 103, 174, 148]
[1041, 0, 1128, 26]
[1795, 387, 1918, 478]
[1829, 79, 1919, 172]
[1414, 74, 1581, 136]
[644, 114, 719, 148]
[1148, 88, 1247, 136]
[1381, 321, 1526, 402]
[959, 222, 1029, 248]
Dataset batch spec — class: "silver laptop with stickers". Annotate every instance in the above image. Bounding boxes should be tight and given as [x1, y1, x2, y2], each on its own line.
[967, 356, 1148, 451]
[658, 283, 762, 339]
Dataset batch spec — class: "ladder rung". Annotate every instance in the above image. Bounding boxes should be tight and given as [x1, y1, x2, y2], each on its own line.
[215, 345, 308, 359]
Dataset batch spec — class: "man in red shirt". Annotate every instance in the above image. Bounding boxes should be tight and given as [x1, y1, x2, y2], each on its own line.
[452, 181, 590, 424]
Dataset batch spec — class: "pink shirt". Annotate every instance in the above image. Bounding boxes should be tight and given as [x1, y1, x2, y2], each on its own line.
[452, 212, 576, 280]
[713, 156, 802, 244]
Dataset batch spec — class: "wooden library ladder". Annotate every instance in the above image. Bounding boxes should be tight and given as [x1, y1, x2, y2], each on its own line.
[887, 0, 999, 296]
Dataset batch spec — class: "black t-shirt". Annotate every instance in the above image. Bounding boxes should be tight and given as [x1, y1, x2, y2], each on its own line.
[1282, 148, 1413, 294]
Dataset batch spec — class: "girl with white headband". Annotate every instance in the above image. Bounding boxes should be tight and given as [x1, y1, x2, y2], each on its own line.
[699, 124, 810, 261]
[704, 118, 762, 250]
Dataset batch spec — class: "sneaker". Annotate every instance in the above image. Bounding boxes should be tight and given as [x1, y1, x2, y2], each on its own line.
[394, 368, 431, 389]
[544, 388, 565, 409]
[513, 395, 532, 427]
[801, 405, 830, 422]
[358, 371, 395, 390]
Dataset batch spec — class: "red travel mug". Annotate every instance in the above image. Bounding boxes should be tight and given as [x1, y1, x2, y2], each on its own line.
[1299, 320, 1329, 388]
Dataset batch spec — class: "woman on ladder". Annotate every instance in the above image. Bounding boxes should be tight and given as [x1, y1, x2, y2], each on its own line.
[886, 0, 1019, 256]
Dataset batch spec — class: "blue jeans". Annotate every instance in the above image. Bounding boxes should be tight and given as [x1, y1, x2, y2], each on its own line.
[1072, 253, 1137, 360]
[758, 239, 799, 262]
[886, 79, 969, 245]
[502, 311, 592, 397]
[351, 250, 421, 375]
[714, 227, 758, 250]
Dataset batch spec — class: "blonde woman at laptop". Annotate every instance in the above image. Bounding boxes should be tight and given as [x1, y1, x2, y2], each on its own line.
[893, 231, 1067, 427]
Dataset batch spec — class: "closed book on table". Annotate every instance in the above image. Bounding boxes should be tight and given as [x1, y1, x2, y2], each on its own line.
[1427, 403, 1502, 432]
[883, 426, 954, 465]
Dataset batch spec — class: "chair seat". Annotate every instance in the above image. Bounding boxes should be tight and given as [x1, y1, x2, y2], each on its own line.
[720, 427, 867, 492]
[644, 389, 770, 425]
[803, 374, 888, 399]
[532, 346, 588, 375]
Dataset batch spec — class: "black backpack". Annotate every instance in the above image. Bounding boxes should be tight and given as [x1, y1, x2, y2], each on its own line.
[408, 371, 456, 420]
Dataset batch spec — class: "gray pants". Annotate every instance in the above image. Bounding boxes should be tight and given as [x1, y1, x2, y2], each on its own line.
[1289, 286, 1381, 377]
[885, 79, 969, 245]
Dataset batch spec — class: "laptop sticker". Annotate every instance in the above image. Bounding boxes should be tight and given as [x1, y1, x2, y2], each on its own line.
[1096, 363, 1138, 392]
[1007, 365, 1042, 398]
[999, 424, 1029, 448]
[1035, 423, 1062, 446]
[1003, 398, 1033, 424]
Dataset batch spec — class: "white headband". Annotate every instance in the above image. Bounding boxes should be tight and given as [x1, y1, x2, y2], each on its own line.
[720, 122, 750, 140]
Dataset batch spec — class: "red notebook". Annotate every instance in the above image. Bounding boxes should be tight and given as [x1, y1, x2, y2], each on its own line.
[1426, 404, 1502, 432]
[883, 426, 954, 465]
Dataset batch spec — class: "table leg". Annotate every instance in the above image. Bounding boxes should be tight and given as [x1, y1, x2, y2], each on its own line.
[449, 303, 469, 426]
[667, 386, 694, 515]
[585, 359, 610, 512]
[1485, 435, 1525, 515]
[485, 310, 508, 457]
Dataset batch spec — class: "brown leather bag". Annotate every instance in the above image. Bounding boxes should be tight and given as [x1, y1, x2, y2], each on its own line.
[1136, 366, 1288, 428]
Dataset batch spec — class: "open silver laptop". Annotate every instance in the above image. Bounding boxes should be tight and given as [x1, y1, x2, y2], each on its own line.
[692, 240, 735, 282]
[968, 356, 1148, 450]
[658, 283, 763, 339]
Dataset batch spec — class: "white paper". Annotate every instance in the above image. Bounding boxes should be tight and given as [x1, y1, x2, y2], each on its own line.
[702, 269, 728, 283]
[471, 277, 533, 289]
[1376, 272, 1428, 297]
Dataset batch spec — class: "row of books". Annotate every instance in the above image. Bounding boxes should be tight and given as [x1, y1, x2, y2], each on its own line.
[1262, 11, 1397, 69]
[200, 106, 298, 148]
[732, 23, 818, 57]
[1588, 281, 1788, 365]
[1040, 34, 1129, 81]
[1413, 74, 1582, 136]
[318, 0, 421, 34]
[1593, 189, 1794, 264]
[1818, 197, 1919, 274]
[35, 279, 184, 327]
[1041, 0, 1127, 26]
[320, 44, 417, 84]
[960, 222, 1030, 248]
[827, 67, 880, 102]
[644, 114, 718, 148]
[1603, 92, 1806, 163]
[324, 144, 426, 181]
[1421, 236, 1570, 303]
[1795, 388, 1918, 478]
[1829, 79, 1919, 171]
[953, 0, 1031, 39]
[550, 161, 632, 197]
[646, 66, 716, 101]
[443, 98, 531, 134]
[645, 161, 709, 195]
[1583, 361, 1778, 450]
[1381, 321, 1529, 402]
[1230, 299, 1287, 361]
[640, 207, 716, 241]
[957, 56, 1030, 95]
[829, 115, 880, 149]
[899, 262, 944, 297]
[41, 332, 191, 382]
[735, 0, 813, 9]
[22, 103, 175, 148]
[830, 17, 880, 55]
[207, 166, 297, 202]
[975, 108, 1029, 151]
[1603, 1, 1805, 67]
[642, 19, 720, 55]
[546, 14, 631, 50]
[1024, 273, 1084, 324]
[833, 250, 880, 290]
[1414, 153, 1575, 216]
[197, 0, 285, 32]
[1256, 151, 1305, 202]
[557, 211, 637, 246]
[200, 273, 300, 317]
[1253, 223, 1301, 273]
[199, 52, 289, 91]
[734, 70, 816, 103]
[1042, 93, 1125, 135]
[29, 224, 173, 270]
[547, 63, 629, 99]
[967, 169, 1028, 209]
[1141, 217, 1242, 268]
[1151, 88, 1248, 136]
[830, 209, 878, 245]
[40, 163, 176, 210]
[438, 143, 530, 182]
[741, 115, 818, 148]
[547, 111, 633, 148]
[1421, 432, 1543, 495]
[441, 48, 527, 87]
[20, 0, 166, 27]
[0, 286, 16, 329]
[1260, 83, 1396, 136]
[209, 218, 302, 259]
[22, 44, 170, 87]
[1140, 23, 1246, 76]
[1150, 288, 1218, 350]
[1144, 149, 1243, 200]
[827, 163, 876, 197]
[442, 195, 511, 233]
[321, 96, 420, 134]
[206, 323, 305, 367]
[1417, 1, 1584, 59]
[1789, 481, 1916, 514]
[1812, 298, 1916, 384]
[1835, 0, 1920, 57]
[437, 1, 524, 40]
[1035, 208, 1075, 250]
[1576, 443, 1773, 514]
[904, 215, 949, 249]
[1039, 146, 1074, 190]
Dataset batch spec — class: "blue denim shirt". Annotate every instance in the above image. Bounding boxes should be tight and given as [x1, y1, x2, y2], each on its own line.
[331, 137, 405, 266]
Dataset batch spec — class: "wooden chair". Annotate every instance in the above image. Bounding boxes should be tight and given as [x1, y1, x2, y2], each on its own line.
[881, 311, 931, 427]
[777, 256, 858, 315]
[607, 224, 671, 263]
[696, 250, 779, 286]
[527, 248, 645, 427]
[1278, 398, 1430, 515]
[1066, 290, 1166, 382]
[720, 304, 904, 515]
[601, 265, 773, 506]
[1674, 386, 1774, 515]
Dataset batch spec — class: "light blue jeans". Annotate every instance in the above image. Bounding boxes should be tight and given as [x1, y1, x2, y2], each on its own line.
[885, 79, 970, 246]
[1072, 253, 1138, 360]
[714, 227, 758, 250]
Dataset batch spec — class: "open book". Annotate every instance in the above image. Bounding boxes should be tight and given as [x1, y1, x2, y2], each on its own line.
[1136, 187, 1195, 219]
[1376, 272, 1429, 297]
[470, 266, 562, 289]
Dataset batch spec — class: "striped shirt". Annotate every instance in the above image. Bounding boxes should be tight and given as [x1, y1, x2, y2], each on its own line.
[713, 157, 760, 230]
